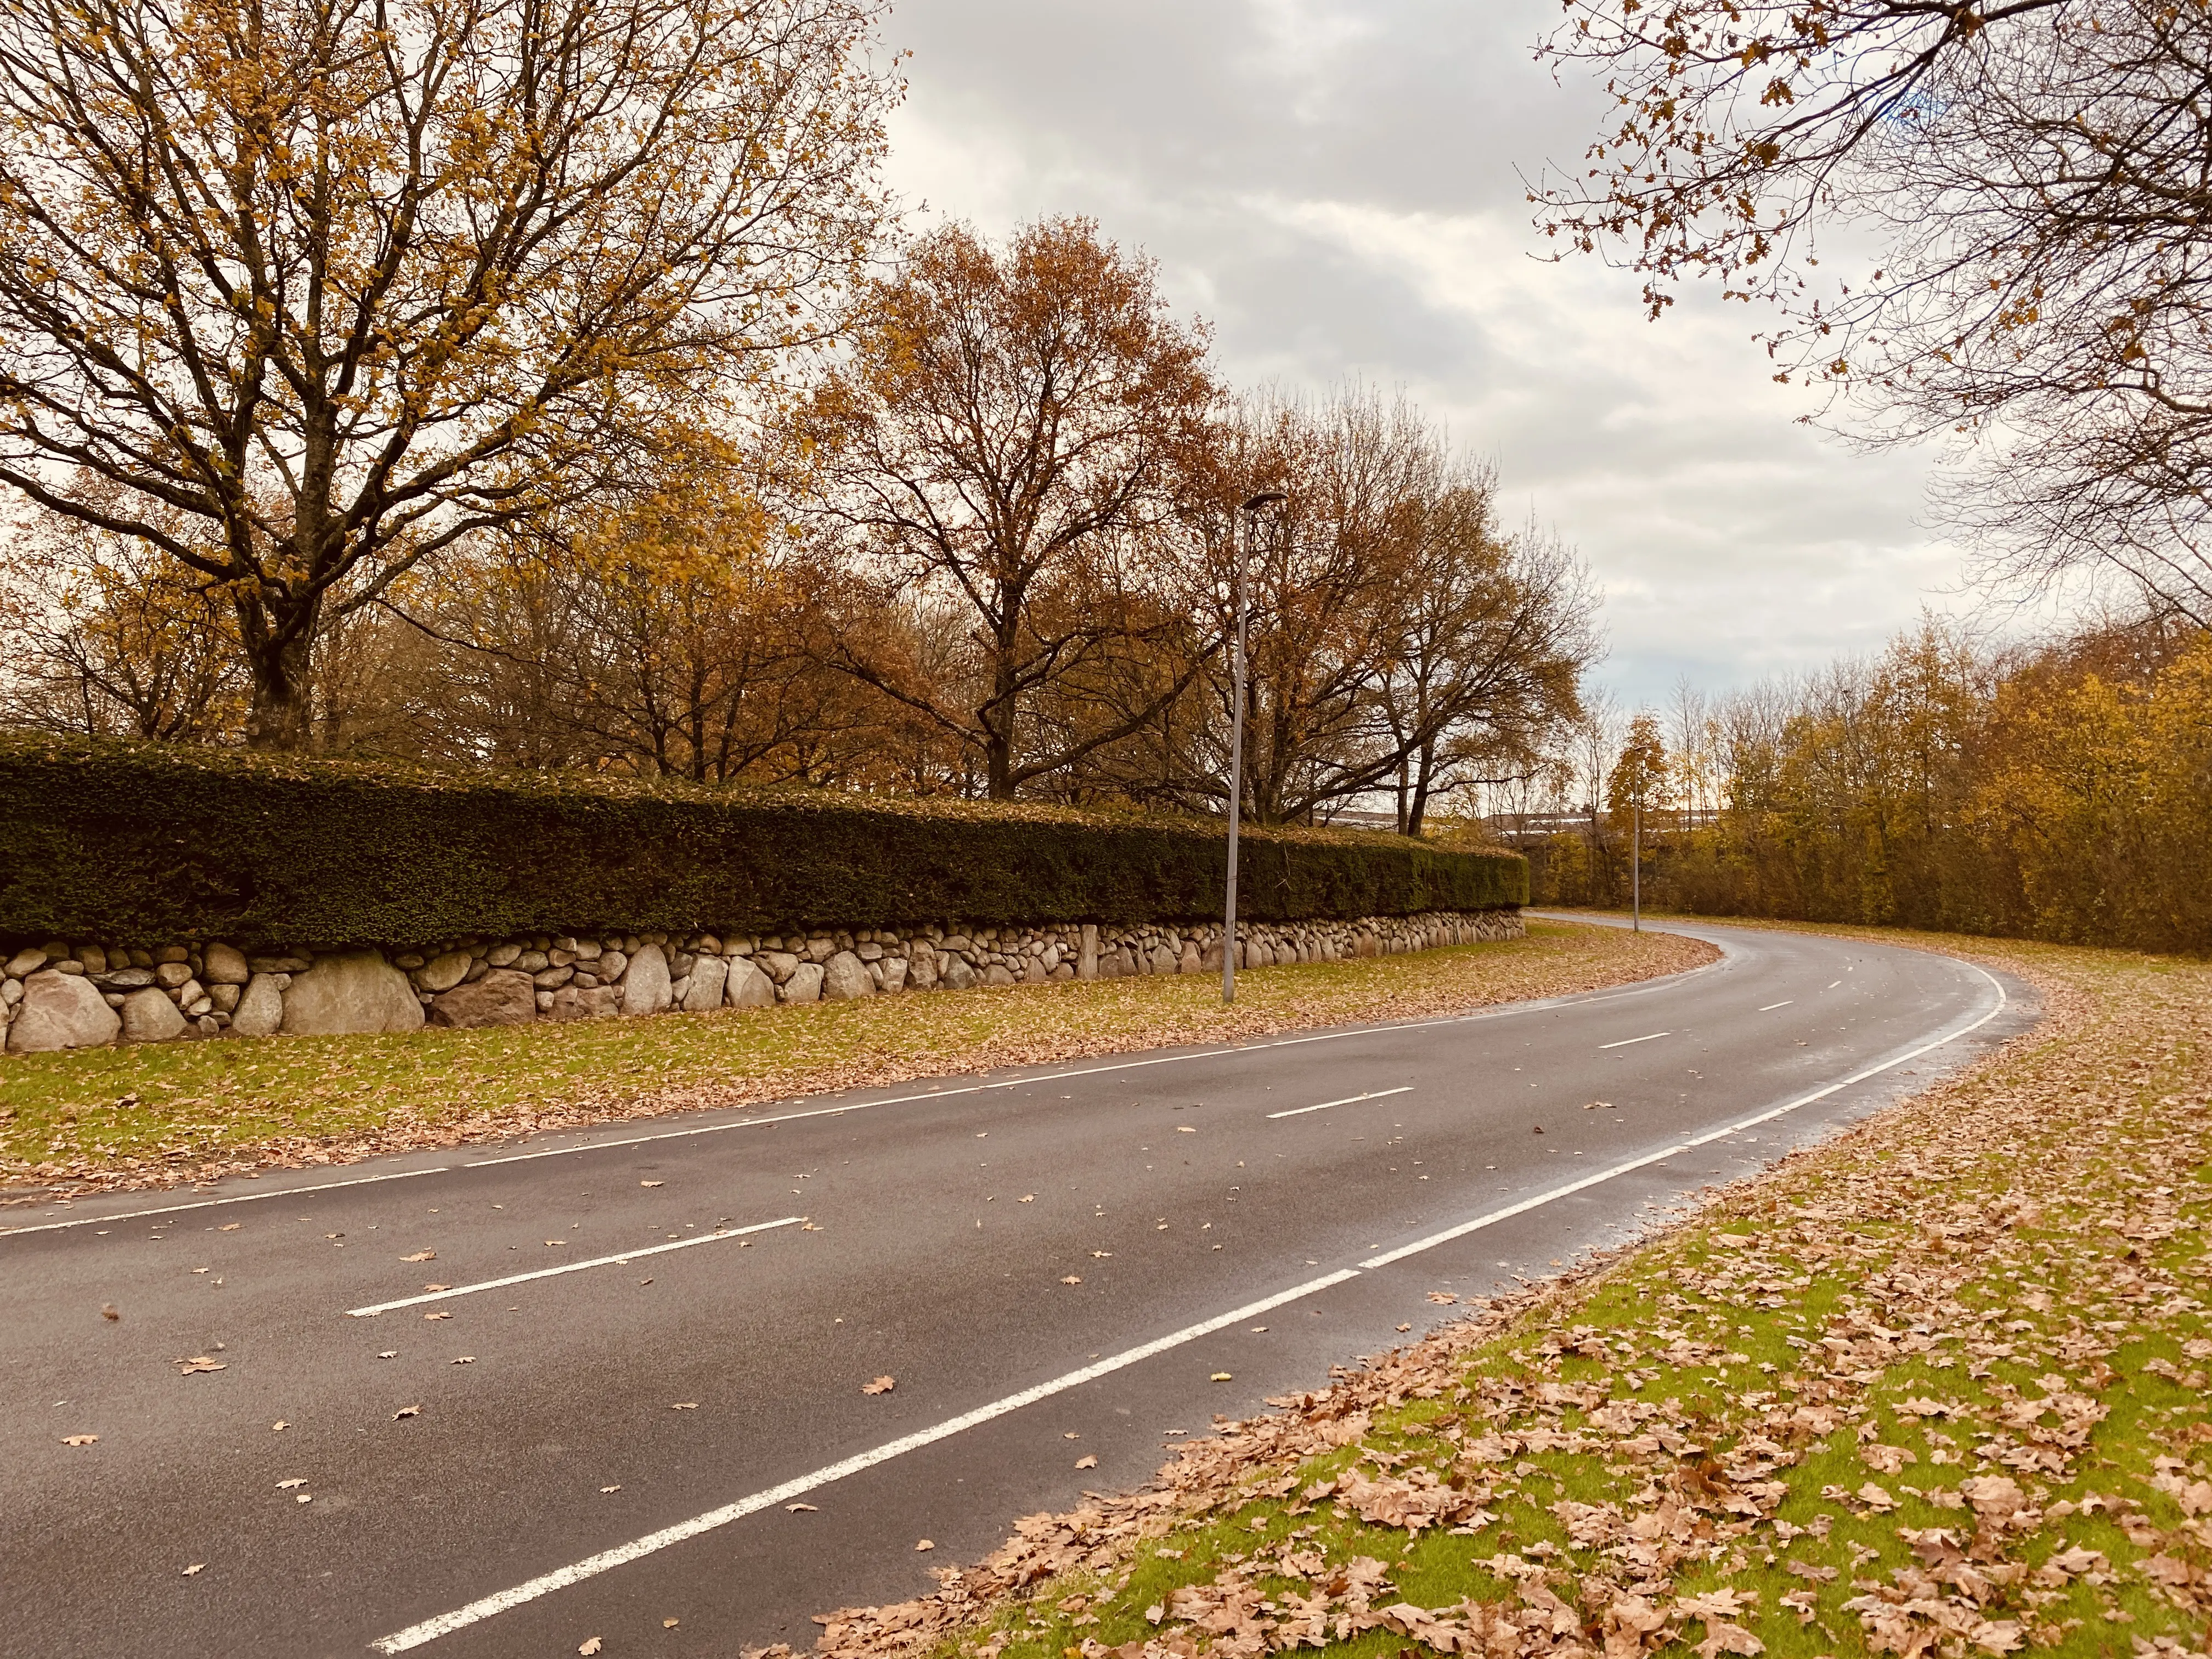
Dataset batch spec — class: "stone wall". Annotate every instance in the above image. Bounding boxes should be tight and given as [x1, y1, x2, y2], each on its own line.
[0, 907, 1523, 1053]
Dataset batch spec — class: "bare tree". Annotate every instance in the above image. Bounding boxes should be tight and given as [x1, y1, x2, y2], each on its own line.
[794, 218, 1222, 798]
[1538, 2, 2212, 624]
[0, 0, 897, 746]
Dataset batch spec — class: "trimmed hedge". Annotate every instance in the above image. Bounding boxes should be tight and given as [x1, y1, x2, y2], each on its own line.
[0, 733, 1526, 950]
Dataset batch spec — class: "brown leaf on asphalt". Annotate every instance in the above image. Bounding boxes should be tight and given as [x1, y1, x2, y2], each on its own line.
[544, 1239, 566, 1246]
[1075, 1455, 1098, 1469]
[787, 1502, 818, 1512]
[377, 1351, 397, 1359]
[423, 1310, 452, 1320]
[182, 1564, 204, 1577]
[1210, 1372, 1232, 1382]
[1059, 1275, 1082, 1284]
[452, 1355, 475, 1364]
[1395, 1323, 1412, 1333]
[579, 1640, 602, 1656]
[270, 1421, 287, 1431]
[399, 1251, 436, 1262]
[1425, 1290, 1458, 1304]
[1019, 1195, 1035, 1203]
[671, 1402, 698, 1410]
[219, 1223, 240, 1231]
[276, 1479, 307, 1489]
[641, 1180, 664, 1187]
[862, 1376, 895, 1395]
[61, 1434, 97, 1446]
[915, 1539, 935, 1551]
[176, 1356, 225, 1374]
[392, 1404, 420, 1419]
[601, 1485, 621, 1493]
[100, 1304, 118, 1321]
[663, 1619, 679, 1629]
[1176, 1126, 1196, 1133]
[422, 1283, 449, 1291]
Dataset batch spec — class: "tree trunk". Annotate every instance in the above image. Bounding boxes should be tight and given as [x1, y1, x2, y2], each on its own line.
[237, 599, 318, 751]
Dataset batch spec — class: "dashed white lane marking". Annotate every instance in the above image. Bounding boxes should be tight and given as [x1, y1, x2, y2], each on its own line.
[1758, 1001, 1793, 1012]
[367, 1267, 1362, 1653]
[1598, 1031, 1671, 1049]
[370, 963, 2010, 1652]
[5, 969, 1720, 1238]
[1266, 1086, 1413, 1120]
[345, 1217, 804, 1316]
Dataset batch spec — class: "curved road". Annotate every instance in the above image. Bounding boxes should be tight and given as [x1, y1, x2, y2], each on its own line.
[0, 919, 2035, 1657]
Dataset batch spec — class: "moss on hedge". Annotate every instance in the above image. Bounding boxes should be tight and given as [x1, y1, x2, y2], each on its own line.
[0, 733, 1526, 950]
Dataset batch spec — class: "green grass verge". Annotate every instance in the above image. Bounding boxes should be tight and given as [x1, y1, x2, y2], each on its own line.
[0, 920, 1709, 1192]
[807, 932, 2212, 1659]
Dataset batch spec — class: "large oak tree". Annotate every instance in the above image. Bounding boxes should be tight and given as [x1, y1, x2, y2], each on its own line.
[0, 0, 896, 746]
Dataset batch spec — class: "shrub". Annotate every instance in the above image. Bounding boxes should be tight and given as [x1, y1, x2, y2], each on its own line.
[0, 735, 1526, 950]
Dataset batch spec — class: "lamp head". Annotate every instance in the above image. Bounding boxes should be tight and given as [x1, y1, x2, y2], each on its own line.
[1241, 490, 1287, 512]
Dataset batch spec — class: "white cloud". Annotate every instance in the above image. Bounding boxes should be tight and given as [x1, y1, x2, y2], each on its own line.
[875, 0, 1986, 705]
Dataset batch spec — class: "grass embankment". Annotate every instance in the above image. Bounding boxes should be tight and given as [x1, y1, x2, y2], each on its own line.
[791, 932, 2212, 1659]
[0, 920, 1710, 1198]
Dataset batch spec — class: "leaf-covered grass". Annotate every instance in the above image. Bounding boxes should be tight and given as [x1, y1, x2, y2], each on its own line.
[0, 920, 1710, 1197]
[792, 930, 2212, 1659]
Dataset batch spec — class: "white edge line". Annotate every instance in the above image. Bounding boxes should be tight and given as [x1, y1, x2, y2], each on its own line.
[0, 1165, 452, 1239]
[1598, 1031, 1671, 1049]
[1266, 1086, 1414, 1120]
[369, 957, 2009, 1654]
[367, 1267, 1362, 1654]
[345, 1217, 805, 1316]
[6, 961, 1722, 1238]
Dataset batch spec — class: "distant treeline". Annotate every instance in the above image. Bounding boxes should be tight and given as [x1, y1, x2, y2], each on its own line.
[1503, 616, 2212, 955]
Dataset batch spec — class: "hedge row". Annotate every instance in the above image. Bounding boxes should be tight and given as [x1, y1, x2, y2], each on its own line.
[0, 735, 1526, 951]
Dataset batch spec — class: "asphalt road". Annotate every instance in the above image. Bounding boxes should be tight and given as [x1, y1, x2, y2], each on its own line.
[0, 918, 2035, 1658]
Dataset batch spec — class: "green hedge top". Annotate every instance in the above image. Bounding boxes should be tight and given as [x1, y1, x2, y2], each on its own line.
[0, 733, 1527, 950]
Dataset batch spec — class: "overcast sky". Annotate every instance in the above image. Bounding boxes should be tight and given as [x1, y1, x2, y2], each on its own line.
[874, 0, 1977, 711]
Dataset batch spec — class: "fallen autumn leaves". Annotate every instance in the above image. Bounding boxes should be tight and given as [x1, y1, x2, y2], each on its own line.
[761, 930, 2212, 1659]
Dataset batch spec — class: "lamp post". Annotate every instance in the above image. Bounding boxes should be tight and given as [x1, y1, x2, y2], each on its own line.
[1223, 490, 1285, 1006]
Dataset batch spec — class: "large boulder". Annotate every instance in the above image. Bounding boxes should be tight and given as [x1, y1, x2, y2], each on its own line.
[431, 969, 537, 1029]
[280, 952, 425, 1036]
[821, 950, 873, 1001]
[549, 984, 622, 1021]
[680, 956, 728, 1013]
[229, 974, 285, 1037]
[781, 962, 823, 1003]
[619, 943, 672, 1015]
[201, 943, 250, 986]
[120, 987, 188, 1043]
[725, 958, 776, 1009]
[939, 955, 976, 991]
[878, 956, 908, 994]
[8, 970, 120, 1052]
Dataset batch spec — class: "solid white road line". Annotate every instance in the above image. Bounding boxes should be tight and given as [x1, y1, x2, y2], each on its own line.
[4, 967, 1721, 1238]
[1758, 1001, 1793, 1012]
[368, 1267, 1363, 1654]
[0, 1165, 454, 1240]
[345, 1217, 805, 1316]
[1266, 1086, 1413, 1120]
[1598, 1031, 1671, 1049]
[371, 961, 2012, 1652]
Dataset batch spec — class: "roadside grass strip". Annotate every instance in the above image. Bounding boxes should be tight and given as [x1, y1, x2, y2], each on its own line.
[778, 933, 2212, 1659]
[0, 922, 1712, 1197]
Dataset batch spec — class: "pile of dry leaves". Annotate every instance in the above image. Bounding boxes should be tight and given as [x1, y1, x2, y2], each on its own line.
[760, 934, 2212, 1659]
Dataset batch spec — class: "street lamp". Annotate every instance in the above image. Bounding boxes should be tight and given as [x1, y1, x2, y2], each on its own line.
[1223, 489, 1285, 1005]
